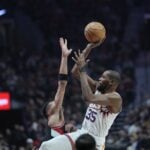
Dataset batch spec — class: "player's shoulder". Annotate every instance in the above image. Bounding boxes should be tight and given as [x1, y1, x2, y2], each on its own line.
[107, 92, 122, 113]
[107, 91, 121, 98]
[112, 91, 122, 98]
[114, 92, 122, 102]
[106, 91, 122, 104]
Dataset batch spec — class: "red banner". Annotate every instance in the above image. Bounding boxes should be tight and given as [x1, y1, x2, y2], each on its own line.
[0, 92, 11, 110]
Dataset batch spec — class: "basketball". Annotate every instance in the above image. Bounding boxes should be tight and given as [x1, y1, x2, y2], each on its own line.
[84, 21, 106, 43]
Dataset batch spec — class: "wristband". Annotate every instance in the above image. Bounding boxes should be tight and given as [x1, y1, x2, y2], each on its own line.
[58, 74, 68, 81]
[79, 65, 87, 72]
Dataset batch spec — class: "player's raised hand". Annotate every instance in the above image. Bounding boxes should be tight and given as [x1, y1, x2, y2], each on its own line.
[59, 37, 72, 57]
[87, 39, 104, 49]
[72, 50, 90, 70]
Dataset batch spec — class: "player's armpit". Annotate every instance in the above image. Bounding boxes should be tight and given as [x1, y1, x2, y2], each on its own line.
[106, 93, 122, 104]
[106, 93, 122, 112]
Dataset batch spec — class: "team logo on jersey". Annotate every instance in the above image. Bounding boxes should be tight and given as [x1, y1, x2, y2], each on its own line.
[89, 104, 110, 116]
[99, 105, 110, 116]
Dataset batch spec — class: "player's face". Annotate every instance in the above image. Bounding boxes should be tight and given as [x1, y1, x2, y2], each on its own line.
[97, 71, 112, 93]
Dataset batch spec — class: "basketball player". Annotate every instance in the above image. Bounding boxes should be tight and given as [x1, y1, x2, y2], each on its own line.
[41, 37, 75, 137]
[39, 40, 122, 150]
[72, 50, 122, 149]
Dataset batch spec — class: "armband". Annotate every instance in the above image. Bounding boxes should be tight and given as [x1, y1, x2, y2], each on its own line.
[58, 74, 68, 81]
[79, 65, 87, 72]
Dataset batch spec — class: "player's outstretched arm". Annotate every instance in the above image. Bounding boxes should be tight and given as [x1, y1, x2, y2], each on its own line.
[72, 51, 122, 113]
[71, 42, 101, 92]
[71, 42, 101, 77]
[53, 38, 72, 112]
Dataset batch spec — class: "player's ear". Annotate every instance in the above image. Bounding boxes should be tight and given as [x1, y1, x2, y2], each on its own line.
[41, 102, 49, 118]
[109, 80, 114, 86]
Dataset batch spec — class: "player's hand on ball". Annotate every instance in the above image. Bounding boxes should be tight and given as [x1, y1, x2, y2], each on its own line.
[84, 21, 106, 43]
[59, 37, 72, 57]
[87, 40, 103, 49]
[72, 50, 90, 70]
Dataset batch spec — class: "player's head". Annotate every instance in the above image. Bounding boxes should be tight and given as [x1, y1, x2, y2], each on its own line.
[76, 134, 97, 150]
[97, 70, 121, 93]
[42, 101, 53, 119]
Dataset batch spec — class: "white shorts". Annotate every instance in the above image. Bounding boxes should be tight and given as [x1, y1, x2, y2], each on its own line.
[39, 129, 105, 150]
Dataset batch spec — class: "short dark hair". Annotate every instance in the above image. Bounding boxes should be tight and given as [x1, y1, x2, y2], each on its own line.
[41, 102, 49, 118]
[76, 134, 96, 150]
[106, 70, 121, 85]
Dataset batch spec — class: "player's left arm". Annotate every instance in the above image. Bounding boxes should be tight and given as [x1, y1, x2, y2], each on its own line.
[80, 73, 121, 106]
[71, 43, 101, 93]
[72, 50, 122, 112]
[53, 38, 72, 112]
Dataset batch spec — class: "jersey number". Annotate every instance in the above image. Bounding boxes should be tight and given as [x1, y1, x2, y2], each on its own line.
[86, 109, 97, 122]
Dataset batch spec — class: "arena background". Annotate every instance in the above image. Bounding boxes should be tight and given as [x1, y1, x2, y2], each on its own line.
[0, 0, 149, 149]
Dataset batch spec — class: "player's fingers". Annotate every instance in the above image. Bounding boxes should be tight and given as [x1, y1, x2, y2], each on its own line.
[86, 59, 90, 63]
[59, 37, 62, 44]
[69, 49, 72, 54]
[65, 38, 67, 45]
[59, 37, 64, 47]
[78, 49, 84, 58]
[74, 51, 79, 59]
[72, 57, 78, 64]
[78, 49, 81, 55]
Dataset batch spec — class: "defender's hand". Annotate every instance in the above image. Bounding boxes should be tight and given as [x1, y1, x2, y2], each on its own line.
[59, 37, 72, 57]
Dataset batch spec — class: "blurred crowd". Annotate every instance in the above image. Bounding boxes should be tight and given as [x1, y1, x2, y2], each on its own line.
[0, 0, 149, 149]
[106, 99, 150, 150]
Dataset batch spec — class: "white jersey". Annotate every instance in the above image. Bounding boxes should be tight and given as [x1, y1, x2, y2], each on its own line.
[82, 91, 119, 138]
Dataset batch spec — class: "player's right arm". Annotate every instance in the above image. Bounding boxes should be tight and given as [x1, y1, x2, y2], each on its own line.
[49, 38, 72, 116]
[47, 39, 72, 127]
[72, 52, 122, 113]
[51, 38, 72, 113]
[71, 42, 101, 92]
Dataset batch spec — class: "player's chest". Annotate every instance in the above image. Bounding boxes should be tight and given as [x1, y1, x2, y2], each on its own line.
[86, 104, 110, 120]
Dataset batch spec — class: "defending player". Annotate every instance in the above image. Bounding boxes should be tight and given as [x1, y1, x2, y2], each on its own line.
[41, 37, 75, 137]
